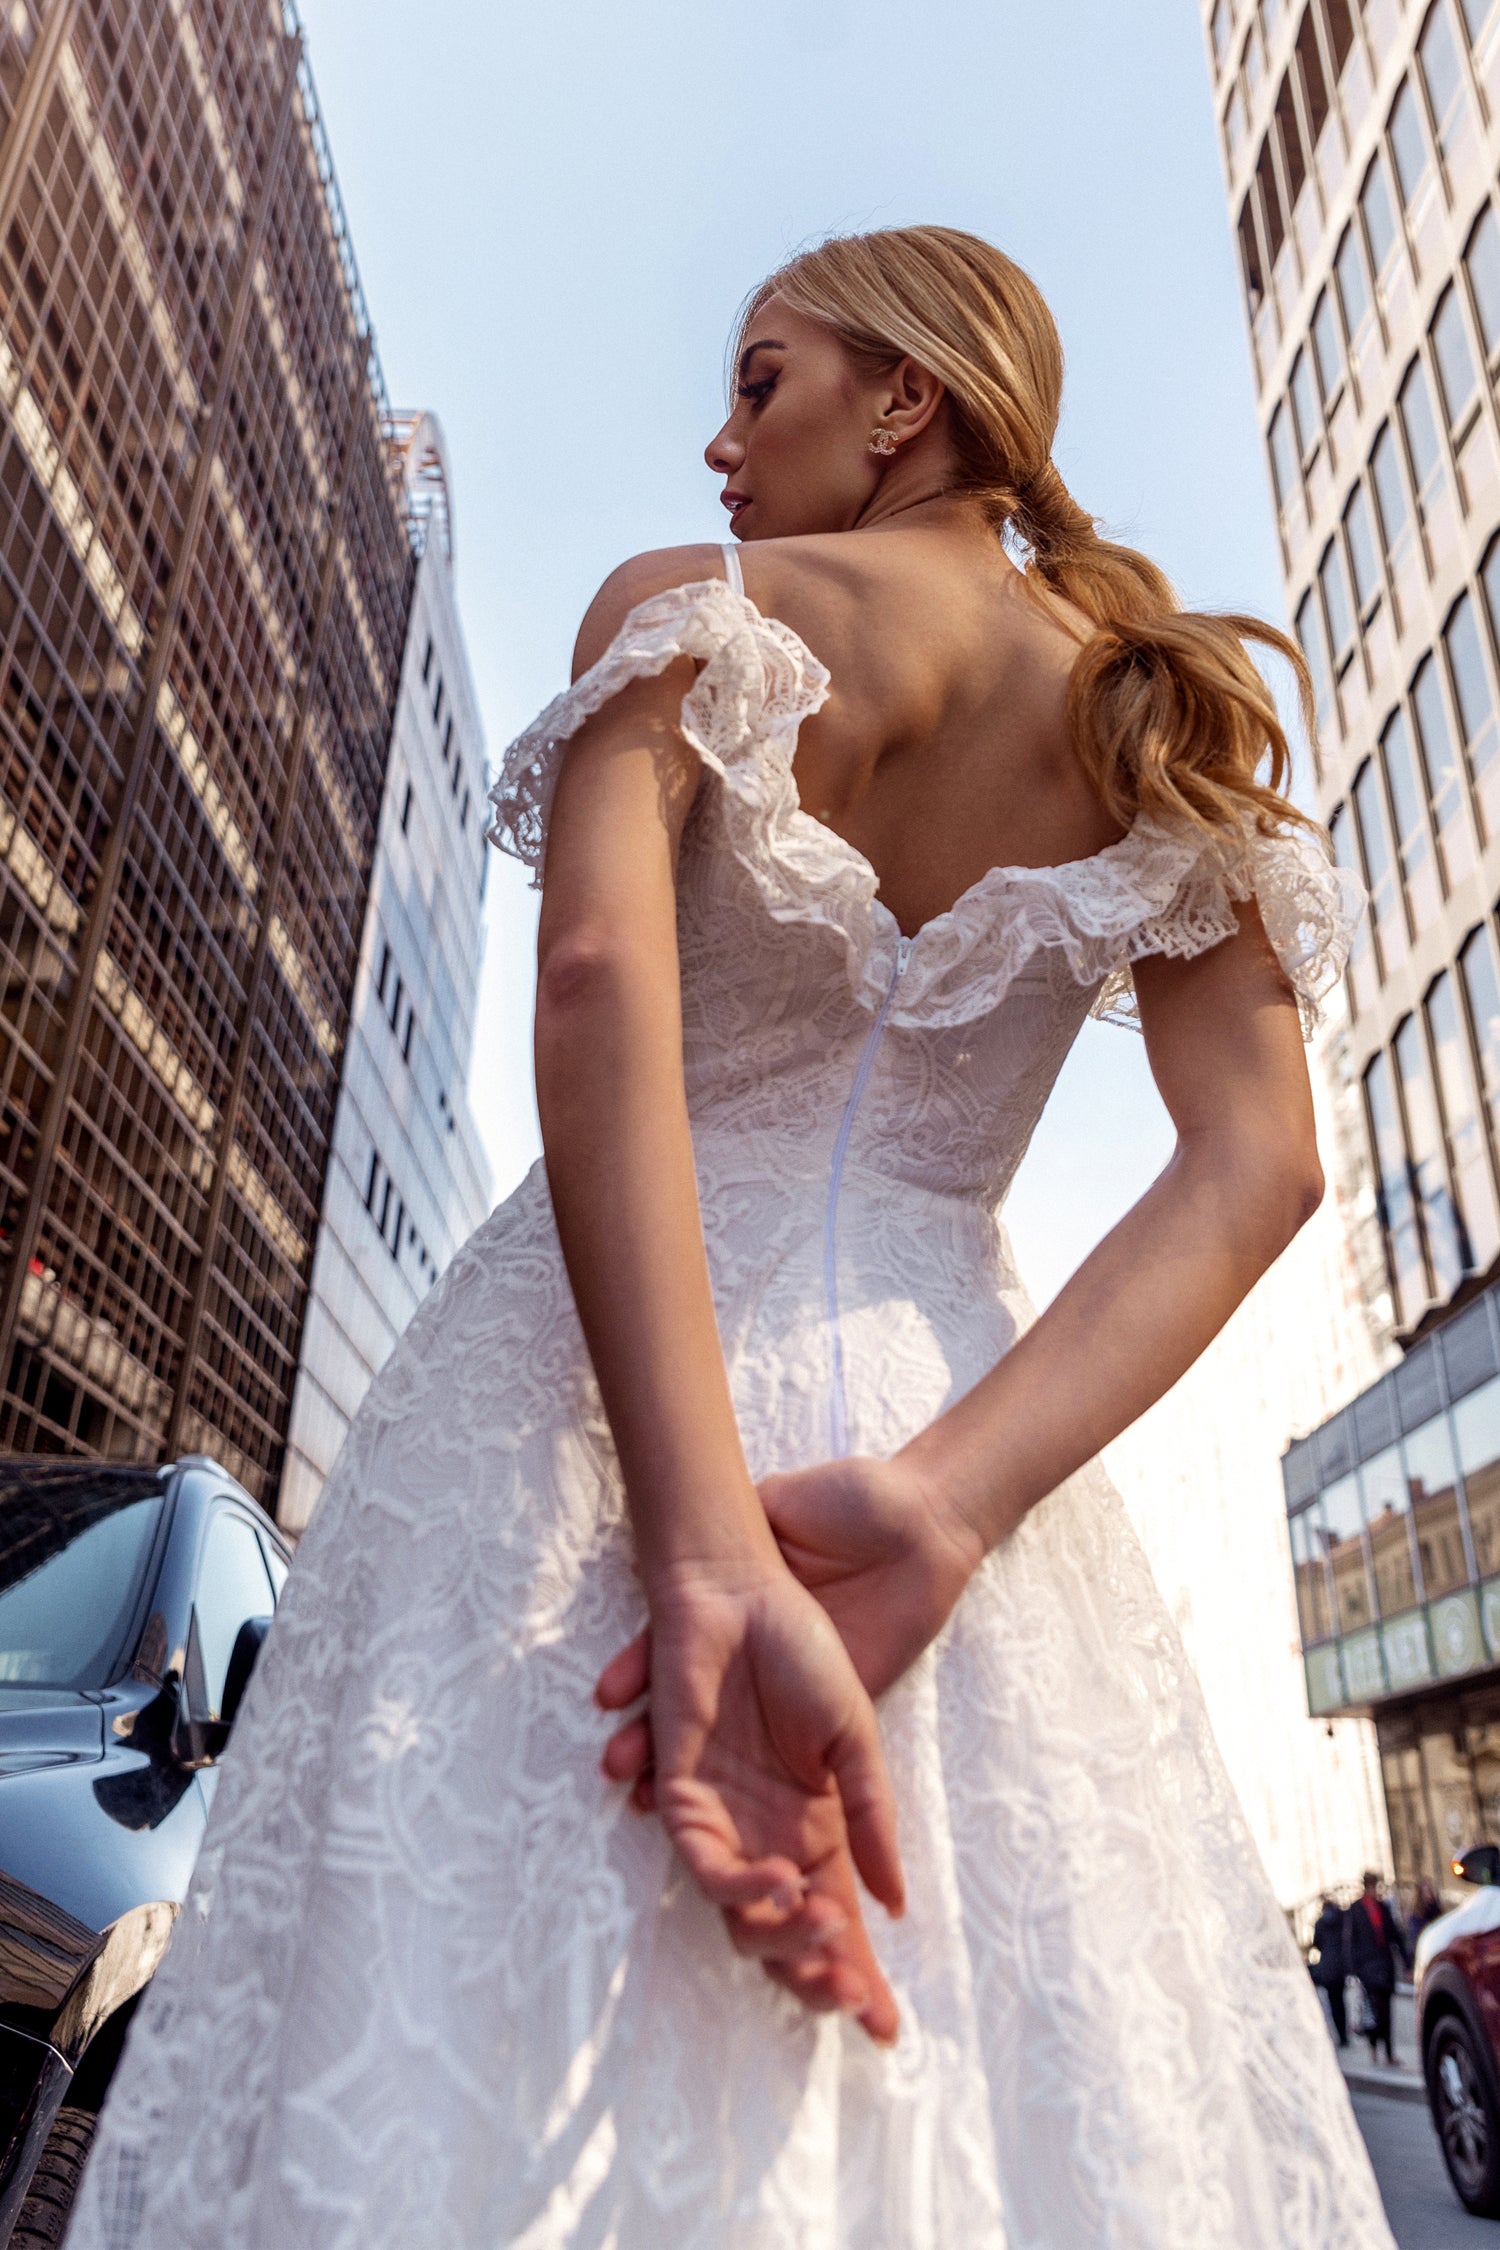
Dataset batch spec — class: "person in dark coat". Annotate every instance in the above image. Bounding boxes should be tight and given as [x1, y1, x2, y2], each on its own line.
[1348, 1869, 1410, 2064]
[1309, 1896, 1350, 2047]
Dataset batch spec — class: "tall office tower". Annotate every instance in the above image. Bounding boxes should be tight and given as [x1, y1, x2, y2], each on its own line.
[1209, 0, 1500, 1896]
[0, 2, 415, 1511]
[279, 412, 491, 1536]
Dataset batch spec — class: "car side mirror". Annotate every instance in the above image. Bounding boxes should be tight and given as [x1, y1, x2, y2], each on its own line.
[1453, 1844, 1500, 1886]
[219, 1615, 270, 1730]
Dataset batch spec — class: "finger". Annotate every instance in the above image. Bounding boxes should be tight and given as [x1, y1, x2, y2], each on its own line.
[798, 1839, 901, 2046]
[629, 1772, 656, 1814]
[595, 1630, 651, 1711]
[829, 1715, 906, 1920]
[601, 1714, 653, 1783]
[763, 1954, 870, 2018]
[725, 1895, 847, 1962]
[668, 1820, 807, 1914]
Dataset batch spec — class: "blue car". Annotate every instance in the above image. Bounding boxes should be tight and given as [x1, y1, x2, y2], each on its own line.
[0, 1456, 289, 2246]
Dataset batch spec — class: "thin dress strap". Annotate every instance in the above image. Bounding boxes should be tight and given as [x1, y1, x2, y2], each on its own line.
[721, 541, 744, 596]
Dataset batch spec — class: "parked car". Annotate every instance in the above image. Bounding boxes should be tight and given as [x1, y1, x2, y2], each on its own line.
[1416, 1841, 1500, 2219]
[0, 1456, 289, 2247]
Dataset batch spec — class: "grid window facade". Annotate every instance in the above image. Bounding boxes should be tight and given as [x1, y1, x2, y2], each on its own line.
[0, 1, 415, 1509]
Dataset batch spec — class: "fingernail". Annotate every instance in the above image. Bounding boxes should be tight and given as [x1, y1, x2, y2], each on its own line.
[771, 1881, 804, 1914]
[812, 1917, 848, 1950]
[840, 1987, 869, 2017]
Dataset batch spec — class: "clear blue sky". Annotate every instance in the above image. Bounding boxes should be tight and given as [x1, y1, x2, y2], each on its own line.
[295, 0, 1291, 1300]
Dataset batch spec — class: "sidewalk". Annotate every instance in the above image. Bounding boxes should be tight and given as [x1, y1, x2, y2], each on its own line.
[1326, 1984, 1427, 2105]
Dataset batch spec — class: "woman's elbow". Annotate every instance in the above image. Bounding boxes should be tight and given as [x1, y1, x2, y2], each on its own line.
[1250, 1138, 1325, 1260]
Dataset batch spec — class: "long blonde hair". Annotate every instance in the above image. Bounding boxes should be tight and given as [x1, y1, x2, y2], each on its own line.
[738, 225, 1313, 840]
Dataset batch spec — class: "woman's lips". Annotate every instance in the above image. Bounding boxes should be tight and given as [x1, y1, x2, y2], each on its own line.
[721, 491, 749, 525]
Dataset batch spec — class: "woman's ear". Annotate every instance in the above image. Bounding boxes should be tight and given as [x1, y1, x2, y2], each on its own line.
[878, 357, 948, 446]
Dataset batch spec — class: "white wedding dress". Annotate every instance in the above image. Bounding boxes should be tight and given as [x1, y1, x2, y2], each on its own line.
[68, 552, 1394, 2250]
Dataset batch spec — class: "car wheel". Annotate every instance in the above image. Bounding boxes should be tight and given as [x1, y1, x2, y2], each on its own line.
[10, 2104, 97, 2248]
[1429, 2015, 1500, 2217]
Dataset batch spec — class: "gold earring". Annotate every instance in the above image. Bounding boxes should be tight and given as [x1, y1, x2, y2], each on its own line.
[868, 427, 898, 457]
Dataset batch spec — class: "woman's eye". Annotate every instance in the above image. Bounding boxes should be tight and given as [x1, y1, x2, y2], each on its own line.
[737, 378, 775, 406]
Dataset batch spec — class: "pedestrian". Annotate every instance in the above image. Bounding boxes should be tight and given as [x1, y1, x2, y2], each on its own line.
[1407, 1875, 1443, 1954]
[65, 224, 1392, 2248]
[1349, 1869, 1411, 2066]
[1310, 1895, 1351, 2047]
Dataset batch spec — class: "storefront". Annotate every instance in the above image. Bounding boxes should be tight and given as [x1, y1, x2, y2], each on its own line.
[1285, 1283, 1500, 1898]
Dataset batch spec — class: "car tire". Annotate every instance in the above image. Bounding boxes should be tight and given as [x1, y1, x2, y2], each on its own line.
[1428, 2014, 1500, 2217]
[10, 2104, 97, 2248]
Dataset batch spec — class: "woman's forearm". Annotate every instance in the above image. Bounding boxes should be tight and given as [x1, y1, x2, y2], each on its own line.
[536, 936, 777, 1588]
[902, 1123, 1323, 1554]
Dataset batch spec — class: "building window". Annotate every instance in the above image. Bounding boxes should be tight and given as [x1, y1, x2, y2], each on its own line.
[1363, 1443, 1421, 1616]
[1324, 0, 1358, 74]
[1331, 801, 1379, 1013]
[1297, 5, 1333, 144]
[1460, 0, 1500, 44]
[1411, 653, 1475, 888]
[1290, 349, 1322, 467]
[1418, 0, 1473, 170]
[1353, 752, 1410, 971]
[1238, 194, 1267, 318]
[1360, 152, 1402, 298]
[1335, 224, 1376, 376]
[1461, 923, 1500, 1201]
[1388, 77, 1432, 212]
[1322, 1469, 1376, 1631]
[1405, 1410, 1473, 1594]
[400, 779, 412, 834]
[1466, 206, 1500, 362]
[1311, 290, 1346, 412]
[1344, 482, 1383, 619]
[1290, 1503, 1336, 1642]
[1454, 1376, 1500, 1577]
[1370, 425, 1418, 629]
[443, 714, 454, 762]
[1444, 589, 1500, 839]
[376, 939, 393, 1008]
[1275, 71, 1310, 215]
[1396, 1010, 1467, 1297]
[1225, 78, 1249, 163]
[421, 637, 434, 685]
[1246, 13, 1268, 98]
[1427, 967, 1500, 1269]
[1366, 1046, 1428, 1326]
[1432, 285, 1480, 431]
[1320, 538, 1357, 675]
[1212, 0, 1234, 66]
[460, 786, 470, 831]
[1380, 706, 1441, 932]
[1256, 135, 1288, 268]
[1398, 357, 1450, 541]
[1297, 587, 1335, 733]
[1269, 401, 1300, 517]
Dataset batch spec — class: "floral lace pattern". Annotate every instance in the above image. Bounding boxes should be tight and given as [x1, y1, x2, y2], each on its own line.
[68, 581, 1387, 2250]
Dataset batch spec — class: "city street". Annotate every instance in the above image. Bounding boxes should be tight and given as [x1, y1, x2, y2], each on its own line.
[1354, 2090, 1499, 2249]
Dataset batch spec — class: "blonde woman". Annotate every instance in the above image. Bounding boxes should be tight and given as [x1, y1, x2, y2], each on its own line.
[70, 227, 1393, 2247]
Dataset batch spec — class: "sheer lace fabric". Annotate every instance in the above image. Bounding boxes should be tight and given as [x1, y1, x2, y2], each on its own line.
[68, 580, 1388, 2250]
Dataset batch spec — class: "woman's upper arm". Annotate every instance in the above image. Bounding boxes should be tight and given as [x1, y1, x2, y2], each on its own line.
[1131, 903, 1317, 1162]
[539, 547, 725, 960]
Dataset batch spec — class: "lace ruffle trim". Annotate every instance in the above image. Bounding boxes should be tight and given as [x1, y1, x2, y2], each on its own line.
[486, 580, 1363, 1037]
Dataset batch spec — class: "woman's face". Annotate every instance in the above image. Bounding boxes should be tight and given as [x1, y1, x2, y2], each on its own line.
[705, 296, 891, 541]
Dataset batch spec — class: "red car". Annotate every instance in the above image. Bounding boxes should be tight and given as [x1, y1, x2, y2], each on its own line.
[1416, 1843, 1500, 2217]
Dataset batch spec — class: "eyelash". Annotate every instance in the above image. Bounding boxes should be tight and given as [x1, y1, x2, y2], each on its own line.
[737, 377, 775, 406]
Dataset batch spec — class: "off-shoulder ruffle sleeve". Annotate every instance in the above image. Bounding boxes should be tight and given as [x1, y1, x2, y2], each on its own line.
[485, 578, 830, 883]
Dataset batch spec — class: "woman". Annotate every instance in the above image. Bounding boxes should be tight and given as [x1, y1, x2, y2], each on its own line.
[69, 226, 1391, 2246]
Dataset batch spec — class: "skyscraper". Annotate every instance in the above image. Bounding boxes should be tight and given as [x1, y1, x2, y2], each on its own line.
[279, 412, 491, 1535]
[1209, 0, 1500, 1893]
[0, 0, 414, 1510]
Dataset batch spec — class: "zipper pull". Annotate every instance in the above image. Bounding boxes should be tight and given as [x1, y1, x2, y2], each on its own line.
[895, 933, 914, 976]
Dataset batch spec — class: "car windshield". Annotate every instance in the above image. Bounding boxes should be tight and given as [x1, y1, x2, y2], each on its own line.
[0, 1467, 167, 1688]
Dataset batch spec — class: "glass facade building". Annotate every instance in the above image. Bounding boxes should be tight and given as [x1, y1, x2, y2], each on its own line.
[0, 1, 414, 1512]
[280, 413, 491, 1536]
[1210, 0, 1500, 1889]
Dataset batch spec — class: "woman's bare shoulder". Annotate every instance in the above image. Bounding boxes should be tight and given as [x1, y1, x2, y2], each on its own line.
[571, 543, 730, 680]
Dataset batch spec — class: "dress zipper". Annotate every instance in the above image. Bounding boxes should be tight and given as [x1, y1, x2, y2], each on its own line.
[823, 933, 913, 1458]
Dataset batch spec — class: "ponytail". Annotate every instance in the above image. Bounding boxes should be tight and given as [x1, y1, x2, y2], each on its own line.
[1015, 460, 1314, 840]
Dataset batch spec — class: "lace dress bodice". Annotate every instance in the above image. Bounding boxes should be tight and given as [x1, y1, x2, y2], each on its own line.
[490, 564, 1360, 1215]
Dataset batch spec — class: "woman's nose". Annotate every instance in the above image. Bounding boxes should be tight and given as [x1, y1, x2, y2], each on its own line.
[705, 418, 742, 474]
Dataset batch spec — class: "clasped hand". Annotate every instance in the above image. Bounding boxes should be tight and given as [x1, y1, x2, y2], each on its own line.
[594, 1456, 985, 2043]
